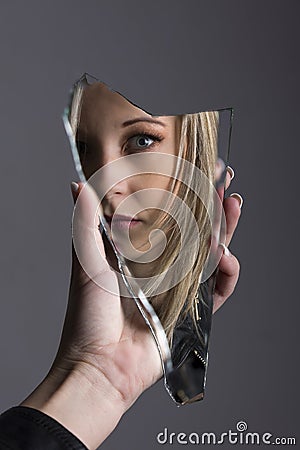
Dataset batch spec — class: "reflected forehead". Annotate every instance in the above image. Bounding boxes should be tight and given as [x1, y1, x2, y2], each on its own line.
[80, 82, 177, 129]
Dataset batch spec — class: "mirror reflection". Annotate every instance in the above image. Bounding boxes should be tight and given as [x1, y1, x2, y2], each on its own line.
[63, 74, 233, 404]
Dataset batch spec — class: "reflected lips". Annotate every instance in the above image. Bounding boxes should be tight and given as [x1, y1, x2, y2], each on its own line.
[104, 214, 142, 230]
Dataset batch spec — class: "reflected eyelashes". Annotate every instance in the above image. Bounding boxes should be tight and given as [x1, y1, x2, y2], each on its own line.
[125, 132, 163, 152]
[76, 131, 164, 158]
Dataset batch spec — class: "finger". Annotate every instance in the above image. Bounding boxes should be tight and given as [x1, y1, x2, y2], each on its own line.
[224, 165, 235, 190]
[70, 182, 94, 283]
[223, 193, 243, 246]
[213, 251, 240, 312]
[71, 181, 118, 295]
[70, 182, 87, 279]
[214, 164, 234, 212]
[215, 158, 225, 182]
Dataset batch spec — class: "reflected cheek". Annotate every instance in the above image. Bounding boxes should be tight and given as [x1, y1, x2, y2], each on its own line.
[133, 175, 173, 212]
[142, 174, 173, 190]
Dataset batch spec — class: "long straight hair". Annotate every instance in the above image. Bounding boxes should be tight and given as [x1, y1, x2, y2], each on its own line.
[69, 78, 218, 343]
[141, 112, 218, 342]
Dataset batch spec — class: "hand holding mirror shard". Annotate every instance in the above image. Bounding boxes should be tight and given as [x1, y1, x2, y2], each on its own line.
[63, 74, 236, 404]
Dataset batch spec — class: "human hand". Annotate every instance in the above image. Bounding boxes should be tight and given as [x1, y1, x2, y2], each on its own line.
[21, 172, 242, 449]
[55, 181, 162, 405]
[21, 181, 162, 449]
[213, 166, 242, 313]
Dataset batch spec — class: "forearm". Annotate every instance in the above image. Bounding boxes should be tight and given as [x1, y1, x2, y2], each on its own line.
[20, 364, 126, 449]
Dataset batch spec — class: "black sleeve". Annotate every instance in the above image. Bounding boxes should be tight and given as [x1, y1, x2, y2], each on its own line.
[0, 406, 88, 450]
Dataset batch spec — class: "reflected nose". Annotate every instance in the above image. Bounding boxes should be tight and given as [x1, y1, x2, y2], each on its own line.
[101, 172, 132, 216]
[105, 178, 130, 199]
[92, 147, 134, 213]
[97, 148, 131, 198]
[102, 186, 130, 218]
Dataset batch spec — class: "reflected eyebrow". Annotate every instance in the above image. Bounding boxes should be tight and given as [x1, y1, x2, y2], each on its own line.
[122, 117, 166, 127]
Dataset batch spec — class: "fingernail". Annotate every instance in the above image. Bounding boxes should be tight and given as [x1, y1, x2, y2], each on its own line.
[226, 165, 235, 180]
[70, 182, 79, 203]
[220, 243, 231, 256]
[230, 192, 243, 209]
[71, 182, 79, 197]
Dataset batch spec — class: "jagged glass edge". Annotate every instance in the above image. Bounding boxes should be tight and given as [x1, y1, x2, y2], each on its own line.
[62, 107, 173, 378]
[62, 75, 234, 404]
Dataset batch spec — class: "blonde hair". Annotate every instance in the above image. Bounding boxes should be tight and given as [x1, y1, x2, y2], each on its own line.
[140, 112, 218, 342]
[69, 77, 218, 343]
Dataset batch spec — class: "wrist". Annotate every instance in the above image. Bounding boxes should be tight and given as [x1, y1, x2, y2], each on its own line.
[21, 363, 126, 449]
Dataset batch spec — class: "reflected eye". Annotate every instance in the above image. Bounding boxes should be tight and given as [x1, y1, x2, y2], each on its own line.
[135, 135, 154, 148]
[129, 135, 154, 149]
[126, 133, 162, 152]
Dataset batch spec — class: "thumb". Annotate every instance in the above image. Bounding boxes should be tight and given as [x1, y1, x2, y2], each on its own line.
[71, 181, 118, 296]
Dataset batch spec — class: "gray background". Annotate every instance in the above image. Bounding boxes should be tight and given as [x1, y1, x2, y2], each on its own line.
[0, 1, 299, 448]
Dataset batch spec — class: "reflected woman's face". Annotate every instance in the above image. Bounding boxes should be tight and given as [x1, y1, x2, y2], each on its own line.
[76, 83, 181, 255]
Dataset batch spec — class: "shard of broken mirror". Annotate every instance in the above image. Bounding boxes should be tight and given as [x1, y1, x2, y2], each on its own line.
[63, 74, 233, 404]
